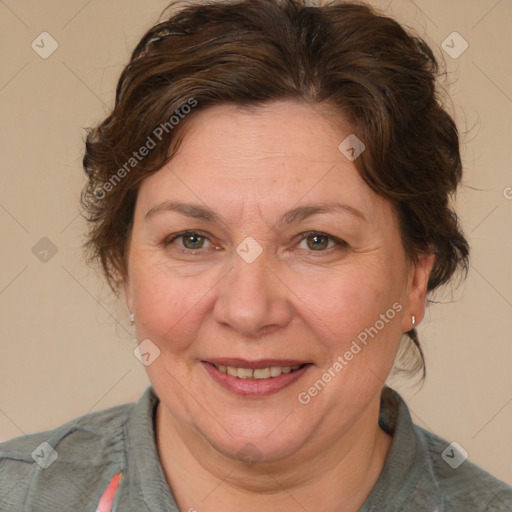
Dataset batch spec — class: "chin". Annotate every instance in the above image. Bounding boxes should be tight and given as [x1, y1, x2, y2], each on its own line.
[192, 406, 317, 465]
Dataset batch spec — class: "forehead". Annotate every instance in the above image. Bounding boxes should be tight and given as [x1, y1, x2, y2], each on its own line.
[169, 101, 352, 170]
[136, 101, 391, 226]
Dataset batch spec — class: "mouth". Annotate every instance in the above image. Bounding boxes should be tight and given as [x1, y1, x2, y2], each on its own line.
[201, 359, 313, 397]
[205, 361, 308, 379]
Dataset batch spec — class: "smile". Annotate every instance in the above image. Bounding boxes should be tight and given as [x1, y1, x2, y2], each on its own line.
[211, 363, 305, 379]
[202, 360, 312, 397]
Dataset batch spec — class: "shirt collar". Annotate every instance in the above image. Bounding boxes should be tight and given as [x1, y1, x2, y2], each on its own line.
[360, 386, 443, 511]
[124, 386, 179, 511]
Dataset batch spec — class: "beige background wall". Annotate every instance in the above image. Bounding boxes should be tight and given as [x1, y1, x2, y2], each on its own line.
[1, 0, 511, 485]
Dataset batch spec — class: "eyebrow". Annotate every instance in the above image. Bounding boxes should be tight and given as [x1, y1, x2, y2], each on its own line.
[145, 200, 368, 226]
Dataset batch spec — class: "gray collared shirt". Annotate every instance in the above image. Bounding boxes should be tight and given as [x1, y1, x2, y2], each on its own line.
[1, 386, 511, 511]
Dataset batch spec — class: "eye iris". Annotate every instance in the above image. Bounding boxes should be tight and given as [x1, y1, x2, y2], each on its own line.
[307, 234, 329, 250]
[183, 233, 204, 249]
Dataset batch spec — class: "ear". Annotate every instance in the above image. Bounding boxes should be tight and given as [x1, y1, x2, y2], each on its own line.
[401, 252, 436, 332]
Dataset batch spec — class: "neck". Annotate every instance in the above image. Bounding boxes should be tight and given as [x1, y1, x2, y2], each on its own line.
[155, 394, 392, 512]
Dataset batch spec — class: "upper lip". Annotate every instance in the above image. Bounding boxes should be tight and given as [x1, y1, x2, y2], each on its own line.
[203, 358, 311, 369]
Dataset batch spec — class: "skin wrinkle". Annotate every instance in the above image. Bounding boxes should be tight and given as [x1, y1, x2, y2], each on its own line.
[124, 101, 434, 512]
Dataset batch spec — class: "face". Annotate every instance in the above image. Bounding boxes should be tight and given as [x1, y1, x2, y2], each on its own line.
[125, 101, 433, 464]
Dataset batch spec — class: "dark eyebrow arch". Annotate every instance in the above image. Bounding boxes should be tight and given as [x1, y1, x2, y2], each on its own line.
[274, 202, 367, 228]
[145, 201, 222, 223]
[145, 200, 367, 226]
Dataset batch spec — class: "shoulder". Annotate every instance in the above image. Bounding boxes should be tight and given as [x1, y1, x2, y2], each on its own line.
[0, 400, 132, 463]
[414, 424, 512, 510]
[0, 400, 134, 511]
[375, 387, 512, 511]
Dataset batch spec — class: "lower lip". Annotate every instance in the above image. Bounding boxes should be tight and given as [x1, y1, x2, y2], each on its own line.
[202, 362, 311, 397]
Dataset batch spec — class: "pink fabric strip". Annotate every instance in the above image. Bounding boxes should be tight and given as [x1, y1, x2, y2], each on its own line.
[95, 472, 123, 512]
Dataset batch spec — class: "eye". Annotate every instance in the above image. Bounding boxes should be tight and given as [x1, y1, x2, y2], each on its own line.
[162, 230, 346, 254]
[297, 231, 346, 252]
[164, 231, 213, 251]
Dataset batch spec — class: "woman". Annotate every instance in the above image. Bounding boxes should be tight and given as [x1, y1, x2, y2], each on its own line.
[1, 0, 511, 510]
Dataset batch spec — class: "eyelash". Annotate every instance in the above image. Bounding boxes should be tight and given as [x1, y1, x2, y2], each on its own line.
[162, 230, 347, 254]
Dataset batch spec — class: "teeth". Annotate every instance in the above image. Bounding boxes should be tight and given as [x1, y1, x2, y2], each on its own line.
[237, 368, 253, 379]
[270, 366, 282, 377]
[214, 364, 303, 379]
[254, 367, 270, 379]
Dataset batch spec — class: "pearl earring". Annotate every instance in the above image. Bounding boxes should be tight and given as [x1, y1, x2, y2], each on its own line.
[129, 312, 135, 323]
[411, 315, 416, 327]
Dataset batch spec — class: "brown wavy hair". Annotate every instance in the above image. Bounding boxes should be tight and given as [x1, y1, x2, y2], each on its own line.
[81, 0, 469, 378]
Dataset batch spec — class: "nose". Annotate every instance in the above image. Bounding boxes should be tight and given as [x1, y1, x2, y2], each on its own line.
[213, 249, 293, 337]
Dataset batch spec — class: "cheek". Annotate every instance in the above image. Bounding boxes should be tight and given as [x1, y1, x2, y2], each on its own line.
[130, 260, 210, 352]
[299, 263, 404, 360]
[313, 261, 400, 322]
